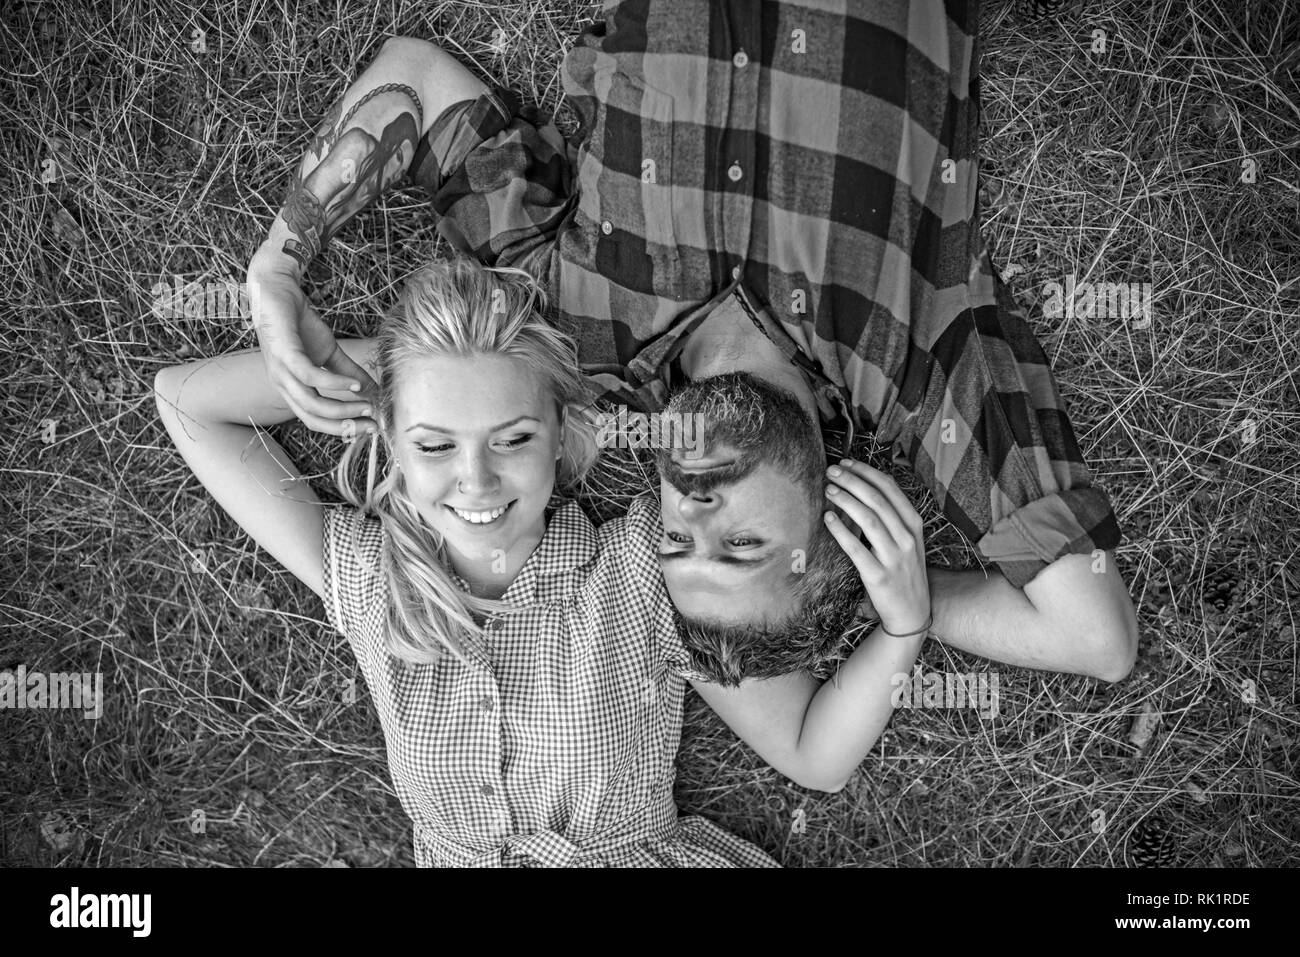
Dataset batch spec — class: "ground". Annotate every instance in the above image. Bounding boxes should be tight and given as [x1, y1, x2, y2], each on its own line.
[1, 0, 1297, 867]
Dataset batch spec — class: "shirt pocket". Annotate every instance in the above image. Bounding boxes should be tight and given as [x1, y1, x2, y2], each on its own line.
[577, 65, 678, 255]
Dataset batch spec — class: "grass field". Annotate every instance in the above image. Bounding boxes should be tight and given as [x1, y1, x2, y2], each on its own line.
[2, 0, 1297, 867]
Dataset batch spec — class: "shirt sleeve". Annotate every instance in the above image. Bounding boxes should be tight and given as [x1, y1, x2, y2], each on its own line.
[320, 504, 387, 650]
[407, 84, 574, 271]
[886, 249, 1122, 589]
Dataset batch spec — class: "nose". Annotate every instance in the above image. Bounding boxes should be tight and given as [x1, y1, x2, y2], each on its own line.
[458, 446, 500, 498]
[676, 490, 720, 520]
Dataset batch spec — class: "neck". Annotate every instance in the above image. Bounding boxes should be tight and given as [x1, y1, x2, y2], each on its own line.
[679, 304, 823, 430]
[447, 518, 546, 600]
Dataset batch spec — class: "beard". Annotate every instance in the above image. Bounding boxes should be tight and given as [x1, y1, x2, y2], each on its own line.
[652, 371, 825, 502]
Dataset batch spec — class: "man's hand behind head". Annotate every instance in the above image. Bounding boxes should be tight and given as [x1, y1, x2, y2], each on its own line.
[247, 252, 378, 436]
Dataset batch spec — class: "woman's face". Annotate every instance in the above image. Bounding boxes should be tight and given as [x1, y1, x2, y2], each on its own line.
[390, 352, 561, 584]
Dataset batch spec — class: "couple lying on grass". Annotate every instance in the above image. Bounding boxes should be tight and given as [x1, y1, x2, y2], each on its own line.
[154, 0, 1139, 867]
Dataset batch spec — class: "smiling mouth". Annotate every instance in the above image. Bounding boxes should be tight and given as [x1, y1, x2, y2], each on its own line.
[444, 501, 516, 526]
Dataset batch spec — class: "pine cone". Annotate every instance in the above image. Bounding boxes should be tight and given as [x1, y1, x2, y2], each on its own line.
[1127, 813, 1180, 867]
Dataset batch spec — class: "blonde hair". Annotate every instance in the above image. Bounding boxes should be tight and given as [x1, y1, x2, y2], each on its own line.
[333, 256, 598, 666]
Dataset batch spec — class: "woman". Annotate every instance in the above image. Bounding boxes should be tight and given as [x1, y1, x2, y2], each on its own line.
[155, 256, 781, 866]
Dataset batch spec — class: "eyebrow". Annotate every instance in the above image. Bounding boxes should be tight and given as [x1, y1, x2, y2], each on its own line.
[405, 415, 540, 434]
[656, 549, 772, 567]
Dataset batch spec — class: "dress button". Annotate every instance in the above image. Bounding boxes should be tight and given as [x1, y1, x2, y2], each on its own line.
[733, 50, 749, 68]
[480, 695, 495, 712]
[481, 784, 495, 798]
[731, 265, 742, 281]
[727, 163, 743, 182]
[600, 219, 613, 235]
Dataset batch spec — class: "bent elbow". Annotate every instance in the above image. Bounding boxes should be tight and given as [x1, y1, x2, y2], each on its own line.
[153, 367, 178, 414]
[784, 765, 851, 794]
[813, 777, 849, 795]
[1088, 608, 1139, 683]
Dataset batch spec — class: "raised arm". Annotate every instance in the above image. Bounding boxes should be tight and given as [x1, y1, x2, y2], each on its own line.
[154, 339, 379, 601]
[690, 461, 931, 793]
[249, 36, 489, 434]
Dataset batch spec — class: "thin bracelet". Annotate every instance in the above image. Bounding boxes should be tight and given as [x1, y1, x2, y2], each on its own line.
[880, 610, 933, 638]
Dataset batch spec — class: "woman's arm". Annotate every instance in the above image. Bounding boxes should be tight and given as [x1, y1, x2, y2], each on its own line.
[687, 461, 933, 793]
[690, 625, 926, 793]
[154, 339, 379, 601]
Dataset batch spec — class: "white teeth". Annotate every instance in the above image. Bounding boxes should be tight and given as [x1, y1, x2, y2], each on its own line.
[452, 504, 508, 524]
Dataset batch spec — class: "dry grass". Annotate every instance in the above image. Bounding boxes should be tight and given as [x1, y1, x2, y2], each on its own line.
[1, 0, 1296, 867]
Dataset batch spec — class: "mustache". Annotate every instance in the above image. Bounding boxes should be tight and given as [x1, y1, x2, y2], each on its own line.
[654, 451, 757, 496]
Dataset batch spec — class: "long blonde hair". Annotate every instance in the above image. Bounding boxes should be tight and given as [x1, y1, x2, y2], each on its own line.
[333, 256, 598, 666]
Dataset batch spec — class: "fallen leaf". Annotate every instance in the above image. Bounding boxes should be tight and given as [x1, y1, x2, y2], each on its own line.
[1128, 704, 1161, 751]
[1202, 100, 1232, 132]
[1184, 783, 1210, 804]
[39, 810, 80, 853]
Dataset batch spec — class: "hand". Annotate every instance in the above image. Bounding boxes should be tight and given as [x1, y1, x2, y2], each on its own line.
[823, 459, 930, 636]
[247, 251, 379, 436]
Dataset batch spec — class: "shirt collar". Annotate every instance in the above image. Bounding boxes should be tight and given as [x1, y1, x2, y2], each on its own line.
[499, 498, 599, 605]
[677, 286, 857, 458]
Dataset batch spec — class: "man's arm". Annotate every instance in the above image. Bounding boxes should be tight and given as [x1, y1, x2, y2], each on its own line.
[254, 35, 487, 280]
[248, 37, 489, 433]
[925, 552, 1139, 683]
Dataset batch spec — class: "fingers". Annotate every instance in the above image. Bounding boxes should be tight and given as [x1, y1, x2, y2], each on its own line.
[823, 511, 884, 582]
[825, 465, 913, 550]
[285, 334, 363, 393]
[283, 388, 373, 439]
[322, 341, 380, 399]
[833, 460, 924, 538]
[825, 484, 898, 558]
[278, 367, 375, 436]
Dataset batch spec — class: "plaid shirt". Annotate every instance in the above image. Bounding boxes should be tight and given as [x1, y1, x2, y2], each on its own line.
[321, 497, 778, 868]
[413, 0, 1121, 588]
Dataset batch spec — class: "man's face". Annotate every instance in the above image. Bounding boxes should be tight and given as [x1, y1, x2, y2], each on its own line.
[653, 372, 825, 627]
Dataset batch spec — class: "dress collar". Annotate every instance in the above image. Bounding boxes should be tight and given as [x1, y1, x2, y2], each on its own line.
[449, 498, 599, 607]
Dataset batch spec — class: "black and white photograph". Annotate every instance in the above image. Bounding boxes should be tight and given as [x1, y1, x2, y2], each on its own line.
[1, 0, 1295, 915]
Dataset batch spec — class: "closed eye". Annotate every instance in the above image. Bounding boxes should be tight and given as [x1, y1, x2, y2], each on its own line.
[417, 434, 534, 455]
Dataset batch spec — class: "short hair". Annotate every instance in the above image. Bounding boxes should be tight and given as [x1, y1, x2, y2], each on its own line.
[671, 520, 865, 686]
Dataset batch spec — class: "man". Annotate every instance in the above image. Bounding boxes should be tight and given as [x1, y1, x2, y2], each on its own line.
[249, 0, 1138, 687]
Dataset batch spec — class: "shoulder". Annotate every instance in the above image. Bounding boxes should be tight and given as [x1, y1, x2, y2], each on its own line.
[597, 492, 661, 548]
[321, 504, 386, 642]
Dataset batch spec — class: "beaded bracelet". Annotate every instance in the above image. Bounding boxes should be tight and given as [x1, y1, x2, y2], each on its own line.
[880, 610, 933, 638]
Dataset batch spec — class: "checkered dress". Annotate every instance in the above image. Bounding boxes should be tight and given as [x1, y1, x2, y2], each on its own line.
[321, 495, 779, 868]
[409, 0, 1122, 590]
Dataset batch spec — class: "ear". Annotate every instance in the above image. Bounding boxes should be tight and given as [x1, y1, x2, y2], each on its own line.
[556, 403, 570, 460]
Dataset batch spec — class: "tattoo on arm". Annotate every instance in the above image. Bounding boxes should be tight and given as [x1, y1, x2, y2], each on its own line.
[279, 83, 424, 269]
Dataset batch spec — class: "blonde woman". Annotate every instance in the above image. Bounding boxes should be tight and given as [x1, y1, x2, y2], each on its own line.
[154, 256, 780, 867]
